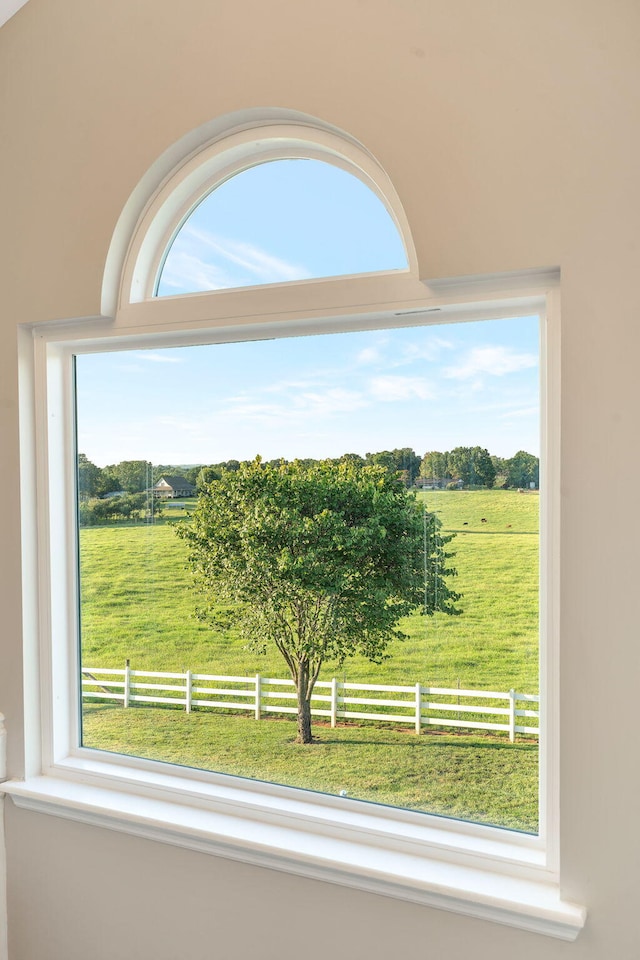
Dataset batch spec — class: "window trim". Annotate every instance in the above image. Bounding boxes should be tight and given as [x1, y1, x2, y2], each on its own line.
[119, 122, 419, 308]
[4, 269, 585, 939]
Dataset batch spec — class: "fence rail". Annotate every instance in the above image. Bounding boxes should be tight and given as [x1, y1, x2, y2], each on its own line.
[82, 666, 539, 741]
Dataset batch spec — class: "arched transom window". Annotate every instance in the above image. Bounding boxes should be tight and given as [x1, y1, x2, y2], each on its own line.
[156, 158, 409, 296]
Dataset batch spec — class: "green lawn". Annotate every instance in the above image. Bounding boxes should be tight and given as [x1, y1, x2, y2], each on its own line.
[82, 706, 538, 832]
[78, 488, 540, 830]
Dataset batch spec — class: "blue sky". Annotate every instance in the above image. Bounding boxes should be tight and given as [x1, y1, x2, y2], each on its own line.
[76, 159, 539, 466]
[156, 159, 408, 294]
[76, 318, 539, 466]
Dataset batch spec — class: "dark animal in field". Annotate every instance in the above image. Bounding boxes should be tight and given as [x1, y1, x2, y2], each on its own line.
[481, 518, 487, 523]
[463, 521, 468, 525]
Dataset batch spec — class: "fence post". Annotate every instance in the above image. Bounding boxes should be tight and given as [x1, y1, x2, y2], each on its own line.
[330, 677, 338, 728]
[124, 659, 131, 709]
[509, 688, 516, 742]
[415, 682, 422, 734]
[255, 673, 261, 720]
[185, 669, 192, 714]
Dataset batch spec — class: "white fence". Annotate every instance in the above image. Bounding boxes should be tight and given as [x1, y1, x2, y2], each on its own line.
[82, 666, 539, 741]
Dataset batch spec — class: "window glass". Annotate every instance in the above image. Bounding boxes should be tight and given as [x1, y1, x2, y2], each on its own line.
[76, 315, 540, 833]
[155, 159, 408, 295]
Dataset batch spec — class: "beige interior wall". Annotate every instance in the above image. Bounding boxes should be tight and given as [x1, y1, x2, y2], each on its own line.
[1, 0, 639, 956]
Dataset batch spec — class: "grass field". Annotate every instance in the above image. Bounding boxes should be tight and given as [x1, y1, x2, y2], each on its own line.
[79, 488, 539, 690]
[83, 705, 538, 831]
[79, 488, 540, 830]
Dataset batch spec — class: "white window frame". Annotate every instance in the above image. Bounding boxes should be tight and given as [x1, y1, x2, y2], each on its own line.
[5, 115, 584, 939]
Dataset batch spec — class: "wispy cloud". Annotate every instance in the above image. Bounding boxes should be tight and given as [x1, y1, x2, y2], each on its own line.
[160, 226, 311, 292]
[356, 335, 454, 370]
[368, 375, 433, 401]
[356, 344, 386, 365]
[443, 346, 537, 381]
[499, 405, 539, 420]
[138, 351, 183, 364]
[264, 376, 332, 395]
[300, 388, 367, 416]
[223, 387, 367, 428]
[159, 251, 234, 292]
[407, 336, 453, 361]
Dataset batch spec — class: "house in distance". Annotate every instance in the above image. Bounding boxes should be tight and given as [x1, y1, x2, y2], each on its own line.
[152, 475, 197, 499]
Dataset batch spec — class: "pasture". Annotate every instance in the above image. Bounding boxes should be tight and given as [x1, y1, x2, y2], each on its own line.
[79, 488, 540, 830]
[79, 488, 539, 691]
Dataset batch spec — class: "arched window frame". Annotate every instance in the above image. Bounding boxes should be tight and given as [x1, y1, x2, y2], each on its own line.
[106, 121, 429, 338]
[10, 111, 582, 940]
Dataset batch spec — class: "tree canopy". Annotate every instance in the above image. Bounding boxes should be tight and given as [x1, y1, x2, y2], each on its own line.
[178, 457, 461, 742]
[507, 450, 539, 488]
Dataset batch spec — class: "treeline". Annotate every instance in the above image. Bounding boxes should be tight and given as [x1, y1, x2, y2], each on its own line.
[78, 446, 539, 504]
[77, 492, 163, 526]
[420, 448, 539, 489]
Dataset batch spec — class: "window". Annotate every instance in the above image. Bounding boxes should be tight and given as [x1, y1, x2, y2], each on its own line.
[10, 115, 582, 939]
[156, 158, 408, 295]
[75, 316, 541, 834]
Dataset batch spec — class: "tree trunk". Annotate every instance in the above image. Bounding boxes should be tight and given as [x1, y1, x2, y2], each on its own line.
[296, 663, 313, 743]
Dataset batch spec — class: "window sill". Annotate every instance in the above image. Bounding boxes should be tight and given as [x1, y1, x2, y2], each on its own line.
[1, 765, 585, 940]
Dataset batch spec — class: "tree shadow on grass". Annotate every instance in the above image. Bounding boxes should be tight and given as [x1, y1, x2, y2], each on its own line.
[306, 733, 538, 752]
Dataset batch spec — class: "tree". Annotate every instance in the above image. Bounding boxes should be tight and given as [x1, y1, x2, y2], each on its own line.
[77, 453, 102, 500]
[196, 465, 222, 490]
[96, 464, 121, 496]
[420, 450, 449, 483]
[77, 492, 161, 526]
[365, 448, 421, 486]
[179, 458, 461, 743]
[447, 446, 496, 488]
[116, 460, 153, 493]
[491, 455, 508, 487]
[507, 450, 539, 488]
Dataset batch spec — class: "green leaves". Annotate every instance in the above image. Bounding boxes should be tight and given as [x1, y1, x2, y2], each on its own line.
[178, 457, 461, 739]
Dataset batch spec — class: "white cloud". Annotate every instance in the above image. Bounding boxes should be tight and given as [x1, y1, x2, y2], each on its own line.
[138, 351, 183, 364]
[368, 375, 432, 401]
[158, 251, 241, 292]
[397, 337, 454, 365]
[299, 388, 367, 416]
[356, 345, 384, 365]
[499, 405, 539, 420]
[222, 387, 367, 428]
[264, 376, 331, 394]
[160, 226, 311, 292]
[443, 346, 537, 380]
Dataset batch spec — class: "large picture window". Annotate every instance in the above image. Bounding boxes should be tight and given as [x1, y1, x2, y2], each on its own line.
[76, 315, 540, 833]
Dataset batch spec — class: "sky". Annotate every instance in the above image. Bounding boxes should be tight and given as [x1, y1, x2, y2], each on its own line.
[156, 159, 408, 295]
[76, 318, 539, 467]
[76, 158, 539, 467]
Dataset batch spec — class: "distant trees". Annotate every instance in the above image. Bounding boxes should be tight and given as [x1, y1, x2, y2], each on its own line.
[491, 455, 508, 486]
[77, 453, 103, 499]
[448, 447, 496, 488]
[420, 451, 449, 484]
[507, 450, 539, 489]
[154, 464, 200, 486]
[77, 443, 539, 515]
[78, 492, 162, 527]
[365, 448, 422, 486]
[116, 460, 153, 493]
[196, 466, 222, 490]
[419, 447, 496, 488]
